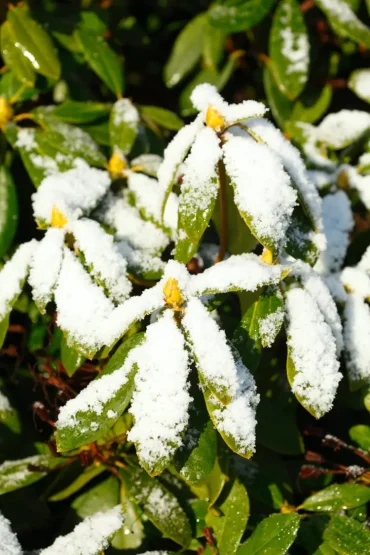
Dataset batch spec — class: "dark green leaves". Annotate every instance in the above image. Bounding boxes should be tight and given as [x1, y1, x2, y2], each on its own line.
[269, 0, 309, 100]
[76, 28, 124, 97]
[46, 101, 111, 124]
[0, 454, 61, 495]
[0, 166, 18, 260]
[349, 424, 370, 450]
[209, 0, 276, 33]
[56, 334, 144, 452]
[315, 0, 370, 48]
[237, 513, 300, 554]
[139, 105, 183, 131]
[324, 515, 370, 554]
[302, 484, 370, 512]
[4, 5, 60, 81]
[164, 13, 206, 87]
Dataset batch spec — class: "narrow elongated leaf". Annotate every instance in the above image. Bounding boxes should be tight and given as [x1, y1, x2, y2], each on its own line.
[0, 314, 9, 350]
[72, 476, 120, 518]
[263, 65, 293, 129]
[285, 206, 320, 266]
[0, 21, 36, 87]
[7, 5, 61, 80]
[291, 85, 333, 124]
[60, 335, 86, 377]
[109, 98, 140, 154]
[0, 166, 18, 260]
[47, 100, 111, 124]
[203, 23, 225, 69]
[140, 105, 183, 131]
[269, 0, 309, 100]
[315, 0, 370, 47]
[303, 484, 370, 512]
[56, 334, 144, 452]
[207, 479, 250, 555]
[209, 0, 276, 33]
[349, 424, 370, 450]
[0, 454, 61, 495]
[113, 490, 144, 550]
[120, 464, 192, 547]
[175, 127, 221, 263]
[237, 513, 300, 555]
[49, 465, 106, 501]
[190, 454, 228, 507]
[324, 515, 370, 554]
[164, 13, 206, 87]
[76, 28, 124, 97]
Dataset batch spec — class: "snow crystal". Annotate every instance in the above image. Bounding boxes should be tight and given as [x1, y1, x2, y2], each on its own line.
[341, 267, 370, 299]
[127, 172, 178, 236]
[190, 83, 267, 124]
[343, 294, 370, 384]
[294, 262, 343, 355]
[178, 126, 221, 228]
[324, 273, 348, 303]
[285, 288, 341, 416]
[54, 249, 115, 354]
[358, 246, 370, 273]
[0, 391, 12, 414]
[39, 506, 123, 555]
[15, 128, 36, 151]
[0, 513, 22, 555]
[307, 170, 335, 190]
[223, 136, 297, 251]
[297, 122, 337, 169]
[29, 228, 65, 311]
[189, 253, 287, 296]
[314, 191, 353, 275]
[350, 69, 370, 102]
[130, 154, 163, 177]
[247, 119, 324, 235]
[128, 311, 191, 472]
[69, 218, 132, 303]
[317, 110, 370, 149]
[358, 152, 370, 171]
[158, 116, 203, 197]
[258, 307, 285, 348]
[32, 162, 111, 225]
[162, 259, 191, 295]
[346, 166, 370, 209]
[112, 98, 139, 128]
[317, 0, 370, 37]
[182, 297, 242, 401]
[211, 353, 259, 454]
[278, 0, 309, 79]
[116, 241, 165, 275]
[0, 241, 36, 321]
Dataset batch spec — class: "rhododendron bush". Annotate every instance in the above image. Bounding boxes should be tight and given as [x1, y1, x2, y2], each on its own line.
[1, 1, 370, 554]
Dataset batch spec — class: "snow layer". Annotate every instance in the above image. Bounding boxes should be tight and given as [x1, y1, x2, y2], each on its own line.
[0, 513, 22, 555]
[343, 294, 370, 384]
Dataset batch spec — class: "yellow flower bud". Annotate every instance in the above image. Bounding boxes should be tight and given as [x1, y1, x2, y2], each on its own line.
[108, 150, 127, 177]
[163, 278, 184, 309]
[0, 96, 13, 131]
[51, 206, 68, 228]
[205, 105, 225, 131]
[261, 248, 274, 264]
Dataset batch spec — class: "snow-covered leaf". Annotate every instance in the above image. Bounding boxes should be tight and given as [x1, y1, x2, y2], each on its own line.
[0, 454, 60, 495]
[130, 154, 163, 177]
[120, 464, 192, 547]
[285, 206, 321, 266]
[348, 68, 370, 103]
[28, 228, 65, 312]
[269, 0, 309, 100]
[285, 288, 341, 418]
[343, 294, 370, 390]
[346, 165, 370, 209]
[316, 110, 370, 150]
[188, 253, 289, 296]
[0, 512, 22, 555]
[56, 333, 144, 452]
[175, 127, 221, 263]
[341, 266, 370, 299]
[315, 0, 370, 47]
[109, 98, 140, 155]
[0, 390, 13, 421]
[39, 506, 124, 555]
[128, 311, 191, 476]
[0, 241, 35, 322]
[223, 136, 297, 256]
[208, 0, 276, 33]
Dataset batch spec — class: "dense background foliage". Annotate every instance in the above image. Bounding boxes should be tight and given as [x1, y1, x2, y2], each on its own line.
[1, 0, 370, 554]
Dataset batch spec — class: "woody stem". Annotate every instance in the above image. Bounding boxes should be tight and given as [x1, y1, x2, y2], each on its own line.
[216, 159, 228, 263]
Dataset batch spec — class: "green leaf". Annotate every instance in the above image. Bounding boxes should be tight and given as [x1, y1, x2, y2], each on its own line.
[49, 464, 106, 501]
[56, 333, 144, 452]
[72, 475, 120, 518]
[233, 299, 262, 374]
[348, 69, 370, 104]
[209, 0, 276, 33]
[120, 464, 192, 547]
[0, 22, 36, 87]
[109, 98, 140, 155]
[291, 85, 333, 124]
[190, 450, 228, 507]
[263, 65, 293, 129]
[269, 0, 309, 100]
[287, 348, 322, 418]
[173, 386, 217, 486]
[60, 335, 86, 377]
[324, 515, 370, 555]
[164, 13, 206, 87]
[7, 5, 61, 80]
[140, 105, 183, 131]
[203, 23, 226, 69]
[76, 28, 124, 97]
[112, 490, 144, 550]
[175, 175, 219, 263]
[0, 454, 61, 495]
[257, 398, 304, 455]
[285, 206, 320, 266]
[349, 424, 370, 451]
[0, 314, 9, 350]
[207, 478, 250, 555]
[315, 0, 370, 48]
[302, 484, 370, 512]
[296, 514, 334, 555]
[237, 513, 300, 555]
[47, 100, 112, 124]
[0, 166, 18, 260]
